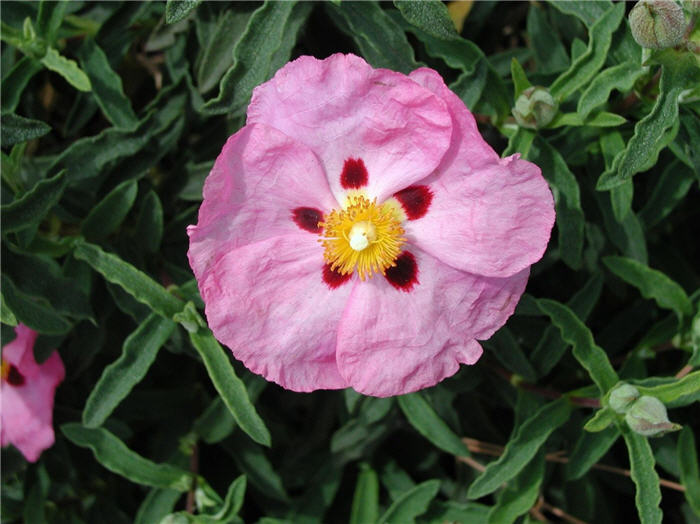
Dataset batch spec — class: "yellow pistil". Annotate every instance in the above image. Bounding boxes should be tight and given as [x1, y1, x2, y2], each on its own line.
[319, 195, 405, 280]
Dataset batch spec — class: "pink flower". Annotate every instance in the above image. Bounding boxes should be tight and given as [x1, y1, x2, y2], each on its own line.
[1, 324, 65, 461]
[188, 54, 554, 397]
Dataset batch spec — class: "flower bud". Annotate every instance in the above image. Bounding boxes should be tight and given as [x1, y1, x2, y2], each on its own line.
[624, 395, 681, 437]
[512, 86, 558, 129]
[629, 0, 687, 49]
[608, 383, 640, 413]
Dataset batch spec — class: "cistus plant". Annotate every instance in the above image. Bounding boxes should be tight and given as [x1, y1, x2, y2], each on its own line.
[1, 1, 699, 524]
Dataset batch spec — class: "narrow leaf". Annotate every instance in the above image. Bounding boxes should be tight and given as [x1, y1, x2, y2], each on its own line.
[73, 240, 184, 318]
[603, 257, 693, 317]
[393, 0, 458, 41]
[468, 398, 572, 499]
[1, 56, 43, 113]
[40, 47, 91, 91]
[189, 328, 271, 446]
[537, 298, 619, 393]
[398, 392, 470, 457]
[584, 408, 616, 432]
[1, 113, 51, 146]
[510, 58, 531, 100]
[61, 423, 192, 491]
[1, 170, 67, 233]
[77, 38, 138, 129]
[566, 425, 619, 479]
[622, 428, 663, 524]
[378, 479, 441, 524]
[578, 61, 645, 119]
[83, 314, 176, 428]
[350, 465, 379, 524]
[82, 180, 138, 241]
[635, 371, 700, 404]
[678, 427, 700, 516]
[487, 451, 545, 524]
[165, 0, 201, 24]
[1, 274, 71, 335]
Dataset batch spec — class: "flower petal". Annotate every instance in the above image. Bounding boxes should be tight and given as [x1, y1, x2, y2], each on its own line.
[187, 123, 338, 279]
[405, 69, 555, 277]
[247, 54, 453, 202]
[336, 248, 529, 397]
[1, 325, 64, 462]
[195, 234, 353, 392]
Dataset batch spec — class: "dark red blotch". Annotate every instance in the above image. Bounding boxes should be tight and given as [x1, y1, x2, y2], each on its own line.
[385, 251, 419, 292]
[6, 364, 25, 386]
[292, 207, 323, 233]
[340, 158, 369, 189]
[323, 264, 353, 289]
[393, 185, 433, 220]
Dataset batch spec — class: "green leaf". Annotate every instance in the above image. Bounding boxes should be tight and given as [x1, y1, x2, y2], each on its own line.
[202, 2, 311, 115]
[1, 170, 67, 233]
[596, 60, 696, 190]
[532, 274, 603, 377]
[548, 0, 612, 27]
[1, 56, 44, 113]
[83, 314, 176, 428]
[603, 257, 693, 317]
[467, 398, 572, 499]
[61, 423, 192, 491]
[486, 451, 545, 524]
[350, 465, 379, 524]
[578, 61, 645, 119]
[584, 407, 617, 432]
[537, 299, 619, 394]
[377, 479, 441, 524]
[77, 38, 137, 130]
[398, 392, 470, 457]
[165, 0, 201, 24]
[209, 475, 246, 521]
[328, 2, 418, 74]
[1, 113, 51, 146]
[189, 328, 271, 446]
[547, 111, 627, 128]
[81, 180, 138, 241]
[503, 127, 535, 158]
[36, 0, 68, 43]
[639, 161, 695, 228]
[134, 489, 182, 524]
[635, 371, 700, 404]
[486, 327, 537, 382]
[1, 292, 18, 326]
[40, 46, 91, 91]
[550, 3, 625, 101]
[1, 274, 72, 335]
[566, 425, 619, 479]
[73, 240, 184, 318]
[196, 9, 252, 94]
[510, 58, 531, 100]
[393, 0, 458, 41]
[133, 190, 164, 254]
[621, 427, 663, 524]
[678, 427, 700, 516]
[530, 137, 584, 270]
[527, 5, 569, 74]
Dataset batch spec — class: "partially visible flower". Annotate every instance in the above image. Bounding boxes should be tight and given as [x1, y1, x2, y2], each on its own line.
[1, 324, 65, 462]
[625, 395, 681, 437]
[629, 0, 687, 49]
[188, 54, 554, 397]
[512, 86, 558, 130]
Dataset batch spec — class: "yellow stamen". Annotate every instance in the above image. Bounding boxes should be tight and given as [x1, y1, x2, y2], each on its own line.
[1, 359, 9, 381]
[319, 195, 405, 280]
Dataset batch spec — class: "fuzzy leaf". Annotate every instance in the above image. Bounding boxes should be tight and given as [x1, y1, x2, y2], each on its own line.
[1, 113, 51, 146]
[393, 0, 458, 41]
[40, 47, 91, 91]
[378, 479, 441, 524]
[622, 428, 663, 524]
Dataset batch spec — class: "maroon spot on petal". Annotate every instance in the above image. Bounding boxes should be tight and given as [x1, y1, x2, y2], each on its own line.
[340, 158, 369, 189]
[385, 251, 419, 292]
[393, 185, 433, 220]
[292, 207, 323, 233]
[6, 365, 25, 387]
[323, 264, 353, 289]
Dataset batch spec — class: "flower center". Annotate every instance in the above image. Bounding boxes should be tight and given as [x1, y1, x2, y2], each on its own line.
[319, 195, 405, 280]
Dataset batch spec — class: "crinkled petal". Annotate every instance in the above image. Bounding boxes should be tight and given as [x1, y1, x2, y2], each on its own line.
[196, 234, 353, 392]
[1, 325, 64, 462]
[336, 247, 529, 397]
[404, 69, 555, 278]
[247, 54, 453, 202]
[188, 123, 337, 279]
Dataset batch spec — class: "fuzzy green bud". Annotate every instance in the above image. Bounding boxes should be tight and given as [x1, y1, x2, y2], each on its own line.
[629, 0, 687, 49]
[512, 86, 558, 129]
[624, 395, 681, 437]
[608, 383, 640, 414]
